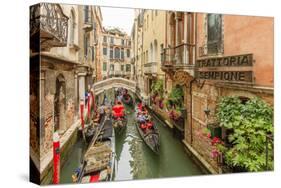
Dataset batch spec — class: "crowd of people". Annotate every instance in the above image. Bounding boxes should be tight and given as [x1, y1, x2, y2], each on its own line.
[92, 88, 154, 133]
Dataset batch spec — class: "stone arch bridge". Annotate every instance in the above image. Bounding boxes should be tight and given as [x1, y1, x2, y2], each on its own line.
[93, 77, 136, 95]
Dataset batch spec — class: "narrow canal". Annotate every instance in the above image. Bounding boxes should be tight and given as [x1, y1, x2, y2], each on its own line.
[60, 89, 204, 184]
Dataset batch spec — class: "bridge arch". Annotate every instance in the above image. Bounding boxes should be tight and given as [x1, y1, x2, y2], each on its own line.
[92, 77, 136, 95]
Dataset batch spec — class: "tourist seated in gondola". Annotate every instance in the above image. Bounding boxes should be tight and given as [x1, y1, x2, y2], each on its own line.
[140, 121, 148, 133]
[146, 117, 154, 130]
[137, 101, 143, 111]
[140, 115, 152, 134]
[141, 106, 148, 115]
[137, 112, 146, 124]
[112, 101, 125, 119]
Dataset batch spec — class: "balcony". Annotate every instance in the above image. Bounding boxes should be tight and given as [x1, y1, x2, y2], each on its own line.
[161, 43, 196, 76]
[144, 62, 157, 75]
[30, 3, 68, 51]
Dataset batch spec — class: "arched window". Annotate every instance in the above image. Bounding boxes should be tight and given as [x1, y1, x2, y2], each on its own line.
[154, 40, 158, 62]
[114, 47, 120, 59]
[54, 74, 66, 132]
[69, 9, 76, 44]
[149, 43, 153, 62]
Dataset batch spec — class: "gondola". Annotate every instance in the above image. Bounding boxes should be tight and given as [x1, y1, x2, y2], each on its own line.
[112, 115, 127, 135]
[84, 111, 105, 143]
[135, 113, 160, 154]
[122, 94, 133, 106]
[73, 116, 116, 183]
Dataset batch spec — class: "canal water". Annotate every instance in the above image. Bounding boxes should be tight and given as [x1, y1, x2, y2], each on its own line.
[60, 89, 203, 184]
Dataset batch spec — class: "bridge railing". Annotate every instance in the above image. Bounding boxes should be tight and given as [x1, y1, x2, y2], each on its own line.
[93, 77, 136, 94]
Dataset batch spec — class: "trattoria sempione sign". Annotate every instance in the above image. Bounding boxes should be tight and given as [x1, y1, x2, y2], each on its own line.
[196, 54, 253, 82]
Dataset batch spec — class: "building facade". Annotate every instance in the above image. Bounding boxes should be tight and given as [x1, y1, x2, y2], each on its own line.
[101, 28, 132, 80]
[30, 3, 103, 183]
[187, 13, 274, 173]
[132, 9, 166, 102]
[133, 10, 274, 173]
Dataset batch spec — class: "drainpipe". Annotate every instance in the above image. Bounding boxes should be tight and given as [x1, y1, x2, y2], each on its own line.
[189, 13, 198, 145]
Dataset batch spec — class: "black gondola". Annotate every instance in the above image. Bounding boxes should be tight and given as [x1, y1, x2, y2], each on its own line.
[84, 112, 105, 143]
[135, 113, 160, 154]
[73, 116, 115, 183]
[112, 116, 127, 135]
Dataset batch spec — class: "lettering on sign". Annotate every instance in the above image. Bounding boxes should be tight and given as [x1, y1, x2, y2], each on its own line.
[196, 54, 253, 83]
[196, 54, 253, 68]
[197, 71, 252, 82]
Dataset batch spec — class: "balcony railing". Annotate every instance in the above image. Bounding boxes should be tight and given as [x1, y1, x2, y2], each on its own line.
[30, 3, 69, 51]
[144, 62, 157, 75]
[161, 43, 195, 70]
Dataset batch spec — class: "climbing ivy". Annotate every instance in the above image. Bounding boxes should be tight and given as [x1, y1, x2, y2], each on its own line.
[168, 86, 184, 107]
[217, 96, 274, 172]
[151, 79, 164, 97]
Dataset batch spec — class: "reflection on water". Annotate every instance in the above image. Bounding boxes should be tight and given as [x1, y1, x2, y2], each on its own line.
[60, 89, 204, 184]
[113, 90, 204, 180]
[60, 139, 87, 184]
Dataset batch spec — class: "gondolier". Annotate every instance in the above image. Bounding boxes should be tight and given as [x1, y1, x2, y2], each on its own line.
[112, 101, 125, 119]
[112, 100, 127, 134]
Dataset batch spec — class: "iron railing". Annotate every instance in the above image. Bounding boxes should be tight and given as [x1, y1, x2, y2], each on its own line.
[30, 3, 69, 50]
[161, 43, 195, 68]
[144, 62, 157, 74]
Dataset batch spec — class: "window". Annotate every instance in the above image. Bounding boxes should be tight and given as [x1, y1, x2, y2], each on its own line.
[126, 64, 131, 72]
[103, 62, 107, 71]
[128, 40, 131, 46]
[114, 48, 120, 59]
[84, 6, 90, 23]
[127, 49, 130, 58]
[110, 64, 114, 71]
[84, 34, 90, 57]
[91, 46, 95, 62]
[147, 15, 149, 28]
[121, 48, 124, 59]
[110, 47, 113, 59]
[69, 10, 75, 44]
[160, 44, 164, 62]
[110, 37, 114, 44]
[207, 14, 222, 54]
[121, 65, 124, 71]
[155, 10, 158, 16]
[103, 47, 107, 55]
[121, 39, 125, 45]
[146, 50, 148, 63]
[103, 36, 107, 43]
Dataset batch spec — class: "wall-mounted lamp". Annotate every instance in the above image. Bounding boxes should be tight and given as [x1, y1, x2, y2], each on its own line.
[204, 108, 211, 116]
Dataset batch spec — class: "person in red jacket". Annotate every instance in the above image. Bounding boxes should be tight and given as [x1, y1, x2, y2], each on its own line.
[140, 121, 148, 133]
[137, 101, 143, 111]
[112, 101, 125, 119]
[146, 120, 153, 130]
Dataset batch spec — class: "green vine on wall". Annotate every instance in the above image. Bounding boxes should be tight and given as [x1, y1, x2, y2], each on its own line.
[151, 79, 164, 97]
[216, 96, 274, 172]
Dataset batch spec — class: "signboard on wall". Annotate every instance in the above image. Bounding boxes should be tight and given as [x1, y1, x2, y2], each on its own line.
[195, 54, 253, 83]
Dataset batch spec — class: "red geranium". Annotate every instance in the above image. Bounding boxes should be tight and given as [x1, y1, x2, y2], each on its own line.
[211, 137, 221, 146]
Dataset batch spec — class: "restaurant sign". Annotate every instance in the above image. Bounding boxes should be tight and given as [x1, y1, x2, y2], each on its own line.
[195, 54, 253, 83]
